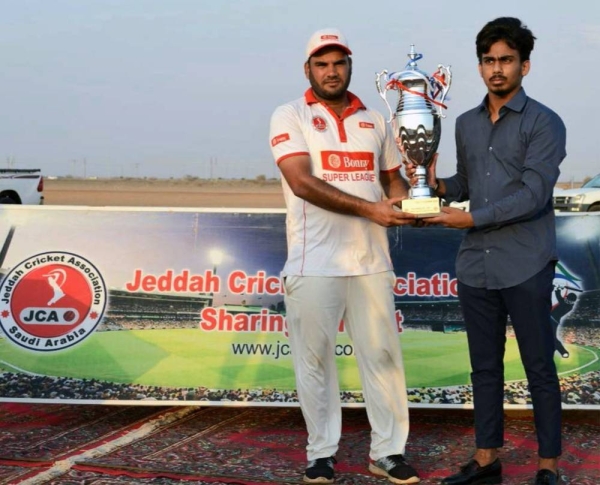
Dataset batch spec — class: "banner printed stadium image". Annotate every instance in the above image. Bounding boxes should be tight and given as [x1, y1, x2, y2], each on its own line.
[0, 206, 598, 408]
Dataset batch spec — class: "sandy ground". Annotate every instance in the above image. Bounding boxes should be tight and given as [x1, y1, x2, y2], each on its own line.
[44, 178, 286, 208]
[41, 178, 582, 208]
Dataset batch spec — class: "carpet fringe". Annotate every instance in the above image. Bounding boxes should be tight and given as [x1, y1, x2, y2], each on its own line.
[17, 405, 200, 484]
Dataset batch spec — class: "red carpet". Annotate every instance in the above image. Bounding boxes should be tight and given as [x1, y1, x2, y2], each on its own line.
[0, 403, 597, 484]
[0, 403, 173, 464]
[0, 402, 181, 484]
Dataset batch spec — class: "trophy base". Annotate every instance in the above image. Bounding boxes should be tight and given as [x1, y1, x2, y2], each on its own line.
[401, 197, 441, 218]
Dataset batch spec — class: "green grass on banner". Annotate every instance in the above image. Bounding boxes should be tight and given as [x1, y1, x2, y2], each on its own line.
[0, 329, 596, 390]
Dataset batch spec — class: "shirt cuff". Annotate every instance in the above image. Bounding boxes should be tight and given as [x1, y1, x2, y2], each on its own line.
[470, 207, 495, 228]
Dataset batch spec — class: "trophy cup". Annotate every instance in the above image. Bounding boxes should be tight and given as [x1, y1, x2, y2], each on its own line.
[376, 45, 451, 217]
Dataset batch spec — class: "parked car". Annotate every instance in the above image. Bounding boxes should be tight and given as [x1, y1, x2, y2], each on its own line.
[0, 169, 44, 204]
[553, 174, 600, 212]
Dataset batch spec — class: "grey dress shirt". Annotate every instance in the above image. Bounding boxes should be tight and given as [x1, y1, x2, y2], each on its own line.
[443, 88, 567, 289]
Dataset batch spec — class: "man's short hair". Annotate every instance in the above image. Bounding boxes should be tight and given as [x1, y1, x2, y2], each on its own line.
[476, 17, 536, 62]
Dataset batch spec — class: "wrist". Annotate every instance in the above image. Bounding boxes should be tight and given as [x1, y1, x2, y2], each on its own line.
[430, 179, 439, 192]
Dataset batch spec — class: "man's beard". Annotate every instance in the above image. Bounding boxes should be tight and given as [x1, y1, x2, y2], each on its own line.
[490, 86, 513, 97]
[488, 76, 520, 98]
[308, 70, 352, 101]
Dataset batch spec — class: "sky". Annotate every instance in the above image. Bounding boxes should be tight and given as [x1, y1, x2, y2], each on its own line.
[1, 0, 598, 183]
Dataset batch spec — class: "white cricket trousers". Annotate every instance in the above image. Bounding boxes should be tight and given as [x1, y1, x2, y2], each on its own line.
[284, 271, 410, 461]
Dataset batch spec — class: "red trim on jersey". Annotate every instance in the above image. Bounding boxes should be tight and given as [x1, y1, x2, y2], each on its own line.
[380, 166, 401, 174]
[304, 89, 366, 111]
[304, 89, 366, 143]
[343, 92, 366, 116]
[335, 118, 347, 142]
[276, 151, 310, 165]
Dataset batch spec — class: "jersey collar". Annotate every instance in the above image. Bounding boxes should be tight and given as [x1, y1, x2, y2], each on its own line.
[304, 88, 366, 118]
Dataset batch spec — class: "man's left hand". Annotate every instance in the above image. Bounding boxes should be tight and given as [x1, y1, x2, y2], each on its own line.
[422, 206, 474, 229]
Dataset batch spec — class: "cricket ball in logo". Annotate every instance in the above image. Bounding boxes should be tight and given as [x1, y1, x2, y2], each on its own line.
[0, 252, 107, 352]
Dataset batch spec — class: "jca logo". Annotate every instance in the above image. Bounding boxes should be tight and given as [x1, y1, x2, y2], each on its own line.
[0, 252, 107, 351]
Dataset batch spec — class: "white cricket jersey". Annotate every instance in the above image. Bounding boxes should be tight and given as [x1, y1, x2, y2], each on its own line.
[269, 89, 402, 277]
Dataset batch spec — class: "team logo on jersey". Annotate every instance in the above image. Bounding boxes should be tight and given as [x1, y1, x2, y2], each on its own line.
[312, 116, 327, 132]
[359, 121, 375, 129]
[0, 252, 107, 352]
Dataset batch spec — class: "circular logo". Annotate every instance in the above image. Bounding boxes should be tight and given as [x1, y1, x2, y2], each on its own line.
[312, 116, 327, 132]
[328, 153, 341, 169]
[0, 252, 107, 352]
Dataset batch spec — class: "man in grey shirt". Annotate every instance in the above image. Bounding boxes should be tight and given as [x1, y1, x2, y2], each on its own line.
[404, 17, 566, 485]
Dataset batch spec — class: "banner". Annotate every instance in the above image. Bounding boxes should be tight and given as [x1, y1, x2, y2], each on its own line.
[0, 206, 598, 408]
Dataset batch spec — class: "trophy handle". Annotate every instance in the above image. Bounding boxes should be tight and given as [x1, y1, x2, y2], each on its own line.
[431, 64, 452, 118]
[376, 70, 395, 123]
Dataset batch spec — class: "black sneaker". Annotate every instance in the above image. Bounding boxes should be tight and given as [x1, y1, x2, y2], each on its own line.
[304, 456, 336, 483]
[369, 454, 420, 484]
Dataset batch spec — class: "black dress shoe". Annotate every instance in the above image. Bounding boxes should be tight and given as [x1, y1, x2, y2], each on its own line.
[441, 458, 502, 485]
[535, 469, 558, 484]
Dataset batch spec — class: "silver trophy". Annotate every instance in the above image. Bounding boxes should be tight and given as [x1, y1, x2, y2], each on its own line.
[376, 45, 451, 216]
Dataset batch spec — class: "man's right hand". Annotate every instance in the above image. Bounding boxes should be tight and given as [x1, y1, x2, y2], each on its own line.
[365, 197, 418, 227]
[402, 154, 439, 188]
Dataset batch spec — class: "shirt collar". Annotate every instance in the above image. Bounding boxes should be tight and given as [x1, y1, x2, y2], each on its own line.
[304, 88, 366, 111]
[478, 87, 528, 114]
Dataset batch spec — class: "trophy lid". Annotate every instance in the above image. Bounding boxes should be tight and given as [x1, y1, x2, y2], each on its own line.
[399, 44, 430, 81]
[406, 45, 421, 68]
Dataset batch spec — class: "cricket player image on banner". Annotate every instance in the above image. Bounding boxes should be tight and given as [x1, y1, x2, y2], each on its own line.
[0, 206, 598, 408]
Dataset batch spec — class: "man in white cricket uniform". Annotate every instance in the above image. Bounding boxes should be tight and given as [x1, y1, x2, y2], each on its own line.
[269, 28, 420, 485]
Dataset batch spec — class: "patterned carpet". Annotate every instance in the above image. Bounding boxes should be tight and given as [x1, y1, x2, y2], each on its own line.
[0, 403, 597, 484]
[0, 403, 172, 463]
[0, 402, 190, 484]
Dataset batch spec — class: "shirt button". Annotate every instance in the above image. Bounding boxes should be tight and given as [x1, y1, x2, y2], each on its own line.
[485, 249, 490, 254]
[486, 172, 490, 176]
[485, 198, 488, 202]
[488, 147, 493, 151]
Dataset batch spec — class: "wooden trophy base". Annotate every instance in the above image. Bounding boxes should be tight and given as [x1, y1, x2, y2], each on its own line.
[401, 197, 441, 218]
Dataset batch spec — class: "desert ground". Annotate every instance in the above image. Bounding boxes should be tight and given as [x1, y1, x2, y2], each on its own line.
[44, 178, 286, 208]
[44, 177, 581, 209]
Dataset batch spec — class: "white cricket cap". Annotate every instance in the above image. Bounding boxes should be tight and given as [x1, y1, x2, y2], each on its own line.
[305, 28, 352, 59]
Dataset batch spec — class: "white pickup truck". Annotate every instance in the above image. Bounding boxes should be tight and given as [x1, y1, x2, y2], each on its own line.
[0, 168, 44, 204]
[553, 173, 600, 213]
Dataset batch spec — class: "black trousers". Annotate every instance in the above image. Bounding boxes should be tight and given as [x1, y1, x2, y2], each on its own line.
[458, 262, 562, 458]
